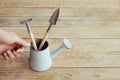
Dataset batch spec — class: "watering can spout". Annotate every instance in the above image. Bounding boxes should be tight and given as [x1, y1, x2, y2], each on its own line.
[51, 39, 72, 59]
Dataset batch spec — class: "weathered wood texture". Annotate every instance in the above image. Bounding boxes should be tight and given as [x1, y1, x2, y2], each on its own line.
[0, 0, 120, 80]
[0, 68, 120, 80]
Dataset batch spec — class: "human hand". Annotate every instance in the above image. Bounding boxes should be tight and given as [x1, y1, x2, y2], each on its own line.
[0, 30, 30, 60]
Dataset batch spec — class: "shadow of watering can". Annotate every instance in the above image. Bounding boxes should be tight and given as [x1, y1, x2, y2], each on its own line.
[29, 38, 72, 71]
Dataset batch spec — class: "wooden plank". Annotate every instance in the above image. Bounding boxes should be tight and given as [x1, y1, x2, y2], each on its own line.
[0, 0, 120, 8]
[60, 0, 120, 8]
[0, 67, 120, 80]
[47, 39, 120, 52]
[0, 0, 59, 8]
[73, 8, 120, 17]
[0, 0, 120, 80]
[0, 39, 120, 67]
[0, 50, 120, 68]
[0, 8, 120, 17]
[1, 26, 120, 38]
[1, 51, 120, 67]
[0, 8, 74, 17]
[13, 38, 120, 52]
[0, 16, 120, 27]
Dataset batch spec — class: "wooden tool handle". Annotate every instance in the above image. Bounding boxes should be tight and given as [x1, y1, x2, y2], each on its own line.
[39, 32, 49, 50]
[29, 32, 38, 51]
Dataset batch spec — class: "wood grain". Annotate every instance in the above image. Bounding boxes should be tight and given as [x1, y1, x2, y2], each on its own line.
[0, 50, 120, 68]
[0, 16, 120, 27]
[10, 38, 120, 52]
[0, 8, 120, 17]
[0, 0, 120, 8]
[0, 67, 120, 80]
[1, 27, 120, 38]
[0, 39, 120, 67]
[0, 0, 59, 8]
[0, 8, 73, 17]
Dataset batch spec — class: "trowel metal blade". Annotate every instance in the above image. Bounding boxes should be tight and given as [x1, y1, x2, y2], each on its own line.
[49, 8, 60, 25]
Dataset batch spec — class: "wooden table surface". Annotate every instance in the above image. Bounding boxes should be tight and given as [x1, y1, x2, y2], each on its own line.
[0, 0, 120, 80]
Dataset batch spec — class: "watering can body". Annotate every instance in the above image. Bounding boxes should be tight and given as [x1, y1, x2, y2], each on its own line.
[29, 39, 71, 71]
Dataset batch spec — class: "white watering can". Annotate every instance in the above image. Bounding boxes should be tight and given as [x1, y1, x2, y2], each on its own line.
[29, 38, 72, 71]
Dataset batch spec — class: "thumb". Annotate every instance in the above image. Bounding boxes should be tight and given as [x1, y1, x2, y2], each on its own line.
[15, 38, 30, 47]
